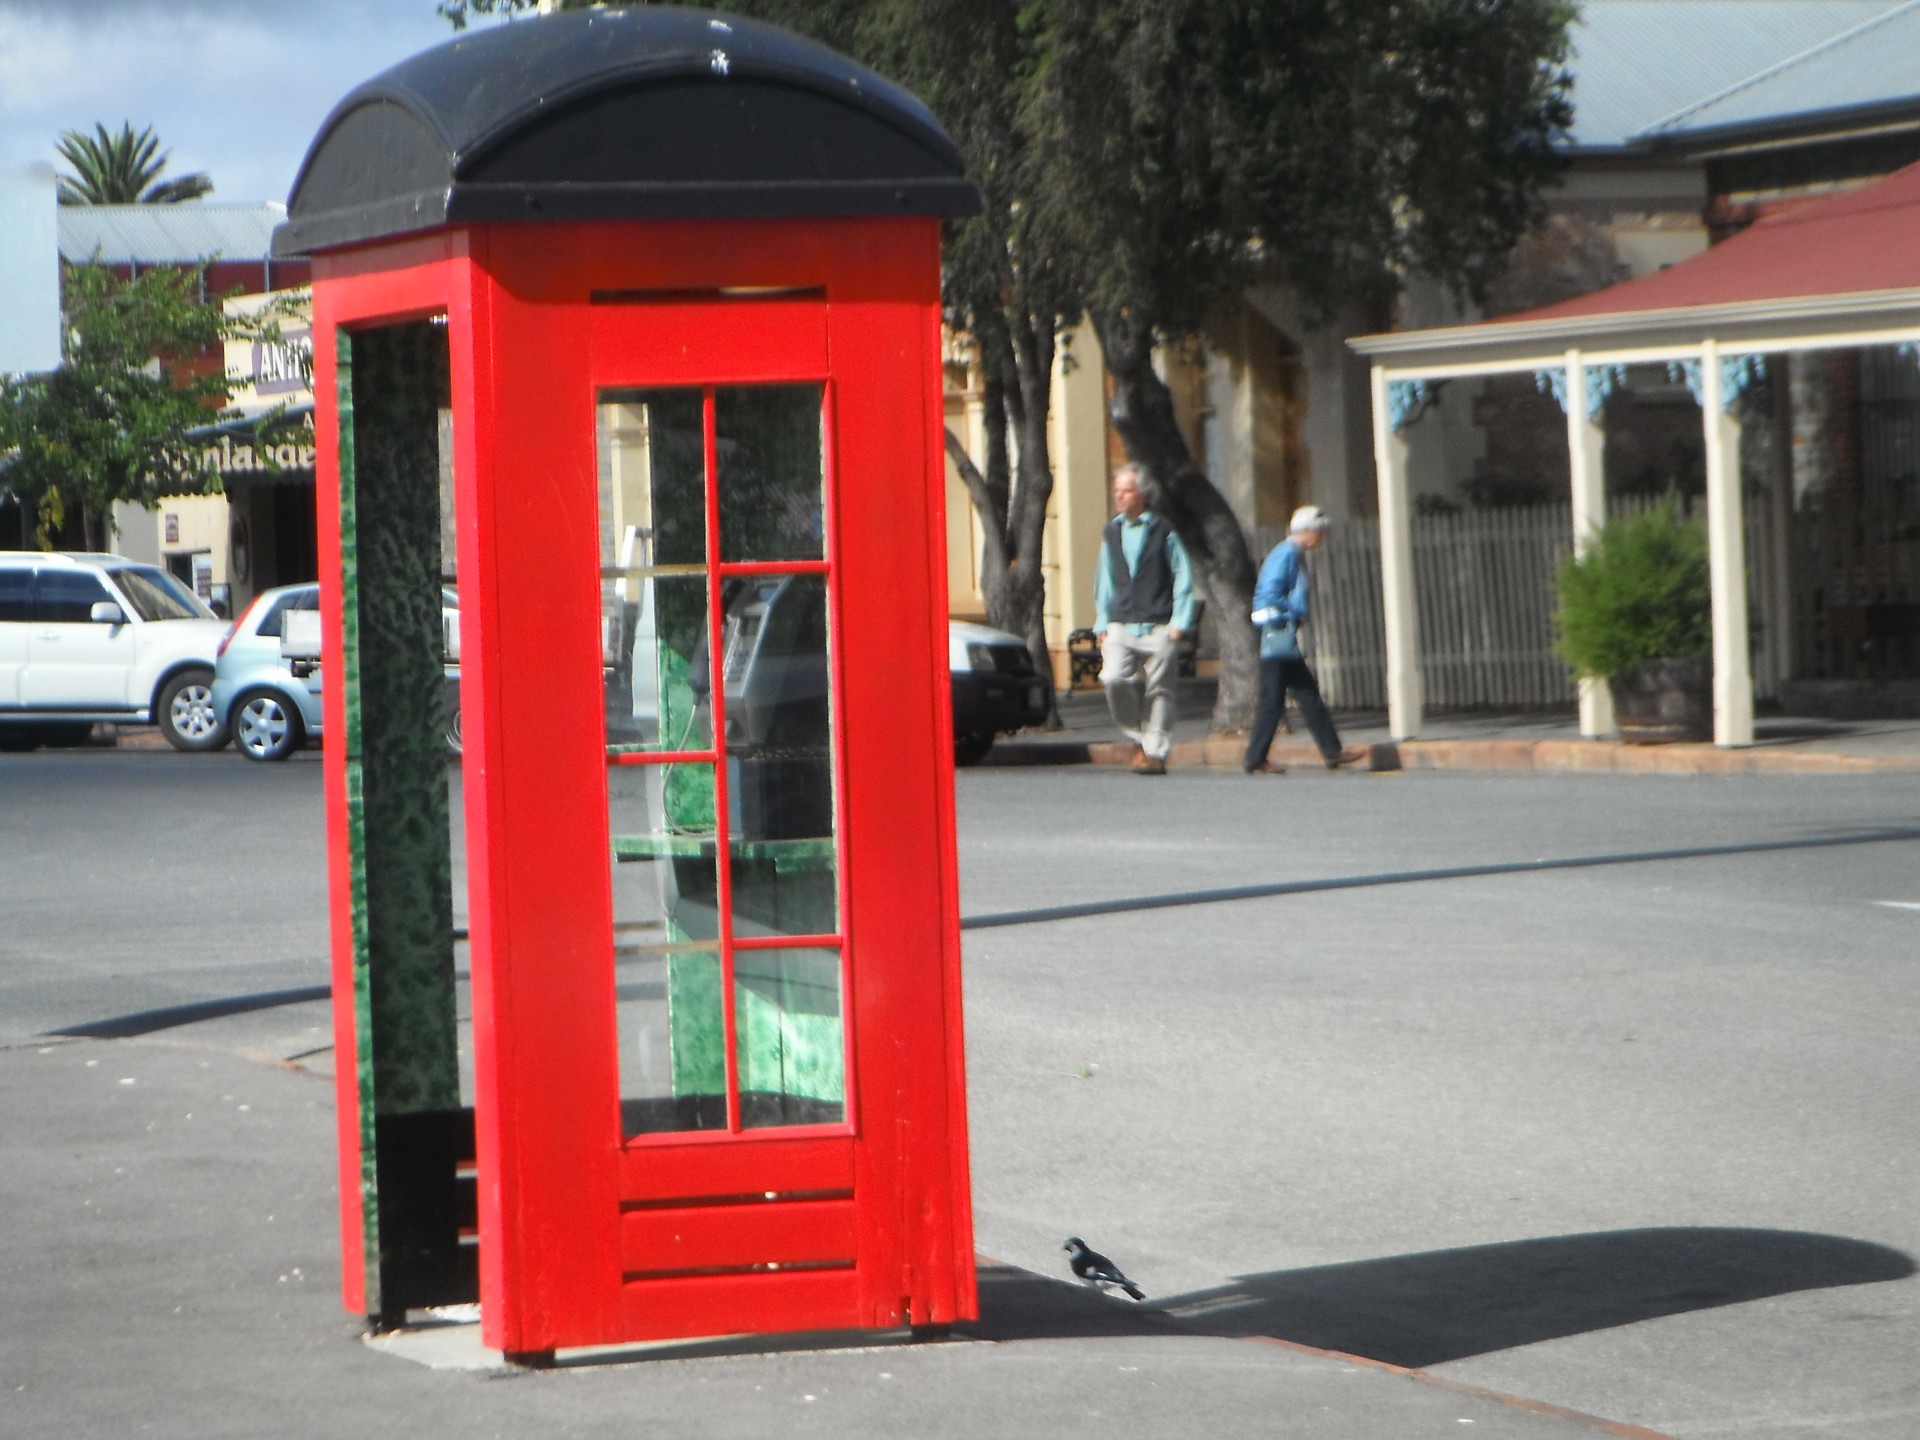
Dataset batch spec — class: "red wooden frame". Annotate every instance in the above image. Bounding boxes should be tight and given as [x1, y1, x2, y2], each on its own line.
[311, 218, 974, 1354]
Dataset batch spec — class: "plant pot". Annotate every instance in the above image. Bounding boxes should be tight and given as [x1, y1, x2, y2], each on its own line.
[1610, 657, 1712, 744]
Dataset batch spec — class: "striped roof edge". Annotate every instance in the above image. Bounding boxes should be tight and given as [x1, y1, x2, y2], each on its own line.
[57, 203, 289, 266]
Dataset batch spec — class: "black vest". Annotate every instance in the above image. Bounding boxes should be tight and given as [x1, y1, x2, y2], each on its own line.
[1104, 514, 1176, 625]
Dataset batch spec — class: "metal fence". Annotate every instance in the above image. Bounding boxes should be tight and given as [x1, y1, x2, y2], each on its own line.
[1249, 497, 1784, 712]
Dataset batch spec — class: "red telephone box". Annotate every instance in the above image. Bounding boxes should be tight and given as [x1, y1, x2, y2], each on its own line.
[275, 8, 980, 1360]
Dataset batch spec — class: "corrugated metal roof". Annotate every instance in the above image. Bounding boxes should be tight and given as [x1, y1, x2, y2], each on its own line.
[56, 203, 286, 265]
[1566, 1, 1905, 148]
[1638, 0, 1920, 138]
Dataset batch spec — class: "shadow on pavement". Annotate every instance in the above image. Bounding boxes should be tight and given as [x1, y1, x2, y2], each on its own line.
[1152, 1227, 1916, 1368]
[962, 827, 1920, 931]
[961, 1261, 1189, 1342]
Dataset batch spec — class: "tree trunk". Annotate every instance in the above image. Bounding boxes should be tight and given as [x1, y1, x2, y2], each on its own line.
[944, 314, 1061, 726]
[1004, 310, 1060, 723]
[81, 500, 109, 554]
[1091, 310, 1259, 733]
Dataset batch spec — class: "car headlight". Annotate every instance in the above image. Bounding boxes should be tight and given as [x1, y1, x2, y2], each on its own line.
[965, 643, 997, 673]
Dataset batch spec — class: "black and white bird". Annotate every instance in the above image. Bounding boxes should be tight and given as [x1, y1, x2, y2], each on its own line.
[1064, 1236, 1145, 1301]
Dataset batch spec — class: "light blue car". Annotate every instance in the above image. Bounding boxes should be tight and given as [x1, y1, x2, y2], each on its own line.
[211, 583, 461, 761]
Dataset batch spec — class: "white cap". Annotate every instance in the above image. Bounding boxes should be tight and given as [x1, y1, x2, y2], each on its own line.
[1289, 504, 1329, 533]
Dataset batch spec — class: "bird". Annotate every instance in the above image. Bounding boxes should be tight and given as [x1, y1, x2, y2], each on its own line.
[1064, 1237, 1145, 1301]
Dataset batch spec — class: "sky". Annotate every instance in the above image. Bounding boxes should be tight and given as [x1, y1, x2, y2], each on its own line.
[0, 0, 515, 205]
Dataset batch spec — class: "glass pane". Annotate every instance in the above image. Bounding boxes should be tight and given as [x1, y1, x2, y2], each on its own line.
[609, 762, 720, 944]
[610, 760, 727, 1137]
[617, 949, 728, 1136]
[599, 389, 710, 748]
[735, 947, 845, 1129]
[107, 565, 205, 621]
[0, 569, 32, 623]
[605, 575, 713, 753]
[718, 573, 838, 937]
[716, 384, 825, 562]
[36, 570, 111, 622]
[600, 388, 706, 567]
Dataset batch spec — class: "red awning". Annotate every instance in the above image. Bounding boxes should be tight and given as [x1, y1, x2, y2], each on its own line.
[1510, 157, 1920, 323]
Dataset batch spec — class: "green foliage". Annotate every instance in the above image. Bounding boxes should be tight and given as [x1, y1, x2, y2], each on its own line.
[1553, 502, 1712, 680]
[428, 0, 1577, 719]
[55, 123, 213, 206]
[427, 0, 1573, 436]
[0, 263, 287, 548]
[1021, 0, 1575, 336]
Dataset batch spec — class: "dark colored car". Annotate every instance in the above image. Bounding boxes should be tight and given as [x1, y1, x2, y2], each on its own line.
[948, 620, 1050, 765]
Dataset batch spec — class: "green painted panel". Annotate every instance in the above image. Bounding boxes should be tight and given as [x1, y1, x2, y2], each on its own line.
[335, 328, 383, 1314]
[334, 319, 462, 1317]
[667, 951, 728, 1100]
[345, 322, 460, 1121]
[734, 947, 843, 1117]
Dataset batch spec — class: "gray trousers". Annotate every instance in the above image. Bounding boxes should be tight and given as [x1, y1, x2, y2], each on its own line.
[1101, 624, 1179, 760]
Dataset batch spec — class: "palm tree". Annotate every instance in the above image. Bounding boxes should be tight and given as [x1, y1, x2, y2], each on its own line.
[54, 122, 213, 206]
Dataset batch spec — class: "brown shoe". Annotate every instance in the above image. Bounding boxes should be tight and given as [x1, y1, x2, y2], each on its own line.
[1134, 754, 1167, 775]
[1243, 760, 1285, 775]
[1325, 745, 1368, 770]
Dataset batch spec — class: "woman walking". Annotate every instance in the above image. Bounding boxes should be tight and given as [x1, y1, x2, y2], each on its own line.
[1243, 506, 1367, 774]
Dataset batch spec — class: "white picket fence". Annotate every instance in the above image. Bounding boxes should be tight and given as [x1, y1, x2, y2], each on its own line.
[1249, 497, 1784, 712]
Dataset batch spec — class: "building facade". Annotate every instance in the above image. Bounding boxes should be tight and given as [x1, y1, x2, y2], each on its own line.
[946, 1, 1920, 703]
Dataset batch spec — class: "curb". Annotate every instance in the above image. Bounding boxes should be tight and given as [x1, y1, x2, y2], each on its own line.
[111, 727, 172, 750]
[1382, 738, 1920, 775]
[985, 735, 1920, 776]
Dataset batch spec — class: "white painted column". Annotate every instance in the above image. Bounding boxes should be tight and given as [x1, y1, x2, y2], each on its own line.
[1563, 349, 1616, 738]
[1370, 366, 1423, 738]
[1700, 340, 1755, 747]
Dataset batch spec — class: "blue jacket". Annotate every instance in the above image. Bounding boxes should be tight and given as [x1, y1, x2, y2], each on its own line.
[1250, 538, 1311, 629]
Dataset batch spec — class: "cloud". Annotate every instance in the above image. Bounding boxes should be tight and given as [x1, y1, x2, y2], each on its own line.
[0, 0, 481, 201]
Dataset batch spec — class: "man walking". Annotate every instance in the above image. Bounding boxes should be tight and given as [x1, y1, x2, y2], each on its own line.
[1095, 464, 1195, 775]
[1243, 505, 1367, 774]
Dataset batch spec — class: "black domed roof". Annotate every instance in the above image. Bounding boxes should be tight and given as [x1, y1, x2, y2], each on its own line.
[273, 6, 979, 257]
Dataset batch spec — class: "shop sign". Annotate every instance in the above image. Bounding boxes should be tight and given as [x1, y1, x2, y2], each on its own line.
[190, 430, 318, 481]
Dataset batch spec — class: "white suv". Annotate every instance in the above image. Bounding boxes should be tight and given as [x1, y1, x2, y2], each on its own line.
[0, 553, 232, 752]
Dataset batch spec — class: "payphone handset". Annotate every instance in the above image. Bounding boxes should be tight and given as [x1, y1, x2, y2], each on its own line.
[714, 575, 832, 843]
[717, 575, 828, 749]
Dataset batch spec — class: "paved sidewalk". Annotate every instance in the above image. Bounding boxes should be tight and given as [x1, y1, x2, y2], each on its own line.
[1, 1037, 1677, 1440]
[105, 683, 1920, 773]
[985, 680, 1920, 776]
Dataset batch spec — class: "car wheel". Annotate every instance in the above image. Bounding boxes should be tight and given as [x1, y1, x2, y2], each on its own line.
[444, 700, 463, 756]
[953, 729, 994, 767]
[0, 727, 42, 753]
[232, 688, 305, 762]
[158, 668, 230, 751]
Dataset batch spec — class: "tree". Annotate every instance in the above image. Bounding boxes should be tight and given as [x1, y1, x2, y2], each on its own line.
[436, 0, 1574, 731]
[55, 122, 213, 206]
[858, 0, 1085, 718]
[437, 0, 1077, 714]
[0, 263, 268, 549]
[1022, 0, 1574, 727]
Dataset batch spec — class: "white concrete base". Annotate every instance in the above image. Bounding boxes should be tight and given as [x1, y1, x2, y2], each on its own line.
[362, 1307, 508, 1373]
[362, 1306, 936, 1372]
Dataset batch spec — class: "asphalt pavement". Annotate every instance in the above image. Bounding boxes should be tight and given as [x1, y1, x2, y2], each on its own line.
[3, 729, 1918, 1439]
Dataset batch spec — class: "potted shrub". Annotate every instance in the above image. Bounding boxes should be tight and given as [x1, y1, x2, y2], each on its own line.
[1553, 501, 1713, 743]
